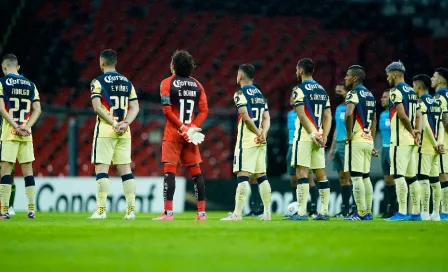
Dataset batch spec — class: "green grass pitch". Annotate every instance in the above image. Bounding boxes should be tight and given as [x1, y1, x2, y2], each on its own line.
[2, 212, 447, 271]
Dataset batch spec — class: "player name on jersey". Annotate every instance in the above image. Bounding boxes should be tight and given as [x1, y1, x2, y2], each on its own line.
[11, 88, 31, 95]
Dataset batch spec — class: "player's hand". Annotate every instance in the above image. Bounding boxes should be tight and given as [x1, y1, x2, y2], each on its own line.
[436, 144, 445, 154]
[179, 124, 202, 143]
[319, 136, 327, 148]
[16, 126, 30, 136]
[256, 130, 267, 145]
[371, 149, 379, 157]
[344, 135, 353, 145]
[311, 132, 323, 148]
[114, 121, 129, 136]
[328, 149, 334, 160]
[413, 131, 421, 147]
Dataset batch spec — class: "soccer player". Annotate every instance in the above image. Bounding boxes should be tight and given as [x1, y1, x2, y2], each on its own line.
[432, 67, 448, 221]
[88, 49, 139, 220]
[343, 65, 377, 221]
[386, 61, 421, 221]
[284, 97, 318, 220]
[379, 89, 397, 218]
[155, 50, 208, 221]
[291, 58, 332, 221]
[246, 175, 263, 217]
[0, 54, 41, 219]
[221, 64, 272, 221]
[328, 82, 352, 218]
[413, 74, 444, 221]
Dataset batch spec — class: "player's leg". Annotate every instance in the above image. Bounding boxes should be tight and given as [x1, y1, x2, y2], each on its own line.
[293, 141, 312, 219]
[114, 138, 136, 219]
[18, 141, 38, 218]
[154, 141, 182, 220]
[246, 175, 259, 216]
[333, 142, 350, 217]
[311, 144, 330, 220]
[253, 145, 271, 220]
[381, 146, 396, 218]
[388, 146, 410, 220]
[362, 143, 374, 219]
[439, 153, 448, 220]
[89, 137, 114, 219]
[308, 172, 318, 217]
[182, 143, 207, 220]
[9, 167, 16, 216]
[344, 141, 367, 220]
[418, 153, 431, 221]
[0, 141, 19, 218]
[286, 144, 297, 204]
[406, 146, 420, 221]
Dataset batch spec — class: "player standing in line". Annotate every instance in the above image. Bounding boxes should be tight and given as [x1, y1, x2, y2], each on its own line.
[328, 82, 352, 218]
[88, 49, 139, 220]
[379, 90, 397, 218]
[386, 61, 422, 221]
[284, 96, 318, 220]
[0, 54, 41, 219]
[221, 64, 272, 221]
[343, 65, 377, 221]
[291, 58, 332, 221]
[432, 67, 448, 220]
[155, 50, 208, 221]
[413, 74, 444, 221]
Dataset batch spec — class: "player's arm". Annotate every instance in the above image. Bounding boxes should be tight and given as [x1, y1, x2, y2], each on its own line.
[344, 91, 358, 142]
[192, 82, 208, 127]
[422, 114, 437, 147]
[438, 123, 445, 153]
[160, 81, 183, 128]
[371, 111, 378, 139]
[124, 85, 139, 125]
[92, 98, 116, 126]
[321, 106, 332, 146]
[0, 99, 19, 129]
[259, 110, 270, 144]
[442, 111, 448, 132]
[238, 106, 261, 136]
[328, 128, 337, 160]
[23, 101, 41, 131]
[395, 103, 415, 136]
[293, 87, 319, 144]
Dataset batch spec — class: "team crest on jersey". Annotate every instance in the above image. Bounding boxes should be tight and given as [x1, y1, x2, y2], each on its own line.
[237, 90, 243, 95]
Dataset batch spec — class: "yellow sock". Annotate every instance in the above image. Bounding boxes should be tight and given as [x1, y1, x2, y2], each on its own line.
[352, 176, 366, 214]
[395, 177, 408, 214]
[258, 180, 271, 214]
[234, 181, 249, 217]
[25, 186, 36, 212]
[297, 183, 309, 216]
[0, 184, 12, 214]
[122, 178, 136, 213]
[363, 177, 373, 211]
[430, 182, 441, 213]
[419, 180, 430, 213]
[409, 181, 421, 214]
[96, 176, 109, 214]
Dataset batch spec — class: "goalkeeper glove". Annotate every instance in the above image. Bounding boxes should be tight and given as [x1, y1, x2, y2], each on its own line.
[179, 124, 204, 144]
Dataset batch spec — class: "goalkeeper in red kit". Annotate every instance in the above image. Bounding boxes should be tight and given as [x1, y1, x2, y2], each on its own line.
[153, 50, 208, 221]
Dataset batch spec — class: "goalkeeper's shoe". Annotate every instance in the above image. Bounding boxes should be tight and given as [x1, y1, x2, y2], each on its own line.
[431, 212, 441, 221]
[124, 211, 135, 220]
[440, 213, 448, 221]
[0, 213, 10, 220]
[28, 212, 36, 219]
[386, 212, 407, 221]
[88, 211, 106, 219]
[313, 214, 330, 221]
[152, 212, 174, 220]
[196, 212, 207, 221]
[220, 212, 242, 221]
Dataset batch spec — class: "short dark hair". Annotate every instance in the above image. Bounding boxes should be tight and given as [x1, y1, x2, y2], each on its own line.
[2, 54, 18, 66]
[348, 65, 366, 81]
[436, 67, 448, 83]
[172, 50, 194, 77]
[100, 49, 117, 66]
[297, 58, 315, 75]
[413, 74, 431, 90]
[239, 64, 255, 79]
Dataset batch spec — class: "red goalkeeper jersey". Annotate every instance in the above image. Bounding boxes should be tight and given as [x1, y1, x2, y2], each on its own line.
[160, 75, 208, 142]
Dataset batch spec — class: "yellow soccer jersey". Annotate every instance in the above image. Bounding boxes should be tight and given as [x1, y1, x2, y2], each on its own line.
[345, 86, 376, 143]
[0, 75, 40, 142]
[419, 95, 441, 155]
[435, 88, 448, 150]
[389, 83, 418, 146]
[90, 72, 138, 139]
[234, 85, 268, 149]
[292, 80, 330, 142]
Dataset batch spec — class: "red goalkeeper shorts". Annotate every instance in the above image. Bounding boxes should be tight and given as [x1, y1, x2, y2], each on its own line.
[161, 141, 202, 166]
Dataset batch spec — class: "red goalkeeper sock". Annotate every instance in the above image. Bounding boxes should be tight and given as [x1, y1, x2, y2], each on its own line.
[197, 200, 205, 213]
